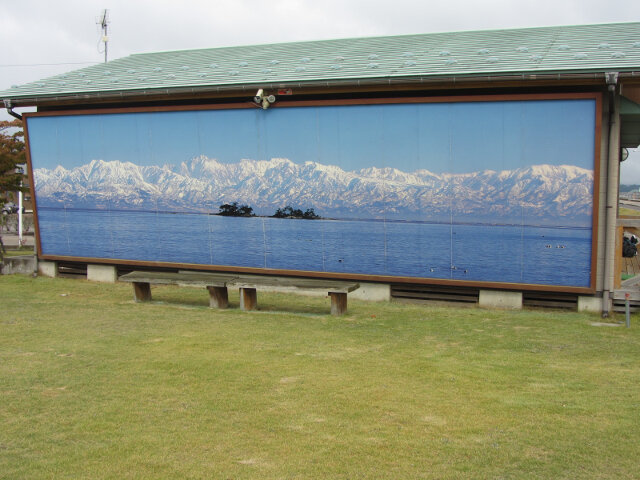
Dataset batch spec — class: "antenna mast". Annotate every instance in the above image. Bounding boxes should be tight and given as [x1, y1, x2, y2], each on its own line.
[97, 9, 109, 63]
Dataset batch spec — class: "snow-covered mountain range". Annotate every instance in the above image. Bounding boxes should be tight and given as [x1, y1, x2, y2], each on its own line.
[34, 155, 594, 226]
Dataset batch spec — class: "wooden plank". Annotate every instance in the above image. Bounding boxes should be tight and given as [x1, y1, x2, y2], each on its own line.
[329, 292, 348, 315]
[21, 83, 610, 113]
[239, 288, 257, 311]
[613, 289, 640, 301]
[207, 286, 229, 309]
[26, 92, 601, 117]
[617, 218, 640, 227]
[132, 282, 152, 302]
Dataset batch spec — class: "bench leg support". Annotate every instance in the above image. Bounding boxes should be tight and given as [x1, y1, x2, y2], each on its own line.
[132, 282, 152, 302]
[239, 287, 257, 311]
[207, 286, 229, 309]
[329, 292, 348, 315]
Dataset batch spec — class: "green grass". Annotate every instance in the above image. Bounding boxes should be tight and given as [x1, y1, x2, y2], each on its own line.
[1, 275, 639, 479]
[619, 206, 640, 216]
[1, 246, 35, 257]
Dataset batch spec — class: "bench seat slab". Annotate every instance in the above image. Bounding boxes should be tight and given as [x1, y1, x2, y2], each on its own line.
[230, 277, 359, 293]
[120, 271, 237, 288]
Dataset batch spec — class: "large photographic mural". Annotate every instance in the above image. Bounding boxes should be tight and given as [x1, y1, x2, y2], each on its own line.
[26, 96, 597, 287]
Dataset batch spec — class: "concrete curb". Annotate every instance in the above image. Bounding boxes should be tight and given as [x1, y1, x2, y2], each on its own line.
[1, 255, 37, 275]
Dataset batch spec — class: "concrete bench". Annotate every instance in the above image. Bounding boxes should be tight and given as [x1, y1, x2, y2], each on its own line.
[119, 271, 360, 315]
[228, 275, 360, 315]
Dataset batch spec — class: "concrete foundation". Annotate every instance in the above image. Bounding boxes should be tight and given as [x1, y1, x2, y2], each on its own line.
[350, 283, 391, 302]
[87, 264, 118, 283]
[1, 255, 37, 275]
[479, 290, 523, 310]
[578, 295, 605, 313]
[38, 260, 58, 278]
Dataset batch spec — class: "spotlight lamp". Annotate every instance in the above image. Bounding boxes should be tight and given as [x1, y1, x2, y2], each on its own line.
[254, 89, 276, 109]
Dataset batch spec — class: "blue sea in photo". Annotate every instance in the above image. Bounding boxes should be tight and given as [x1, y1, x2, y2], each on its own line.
[38, 208, 592, 287]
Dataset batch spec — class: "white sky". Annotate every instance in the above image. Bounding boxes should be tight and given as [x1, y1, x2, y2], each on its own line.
[1, 0, 639, 180]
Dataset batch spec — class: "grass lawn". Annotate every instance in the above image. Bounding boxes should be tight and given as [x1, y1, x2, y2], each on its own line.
[1, 275, 639, 479]
[619, 206, 640, 216]
[1, 246, 35, 258]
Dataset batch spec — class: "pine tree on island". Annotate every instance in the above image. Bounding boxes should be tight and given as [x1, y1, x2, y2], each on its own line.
[217, 202, 255, 217]
[272, 206, 320, 219]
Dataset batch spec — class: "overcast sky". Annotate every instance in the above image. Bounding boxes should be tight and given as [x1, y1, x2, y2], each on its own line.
[1, 0, 639, 179]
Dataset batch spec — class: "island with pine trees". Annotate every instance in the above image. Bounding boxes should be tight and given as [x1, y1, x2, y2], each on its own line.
[215, 203, 320, 219]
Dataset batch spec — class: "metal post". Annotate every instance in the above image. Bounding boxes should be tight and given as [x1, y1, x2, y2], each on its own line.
[625, 293, 631, 328]
[18, 188, 23, 246]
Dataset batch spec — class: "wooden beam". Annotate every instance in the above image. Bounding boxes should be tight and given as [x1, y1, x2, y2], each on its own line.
[132, 282, 152, 302]
[207, 286, 229, 309]
[23, 78, 610, 110]
[329, 292, 348, 315]
[617, 217, 640, 227]
[239, 287, 257, 311]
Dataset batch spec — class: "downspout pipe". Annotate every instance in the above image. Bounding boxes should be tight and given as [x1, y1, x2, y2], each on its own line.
[3, 99, 23, 121]
[602, 72, 619, 318]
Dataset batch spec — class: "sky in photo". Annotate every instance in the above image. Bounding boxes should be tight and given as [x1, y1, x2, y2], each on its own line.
[27, 98, 596, 174]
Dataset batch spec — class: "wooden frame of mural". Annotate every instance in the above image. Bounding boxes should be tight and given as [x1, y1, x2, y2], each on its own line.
[24, 92, 602, 293]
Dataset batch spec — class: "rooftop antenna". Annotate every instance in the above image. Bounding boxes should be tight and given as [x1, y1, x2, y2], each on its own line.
[97, 9, 109, 63]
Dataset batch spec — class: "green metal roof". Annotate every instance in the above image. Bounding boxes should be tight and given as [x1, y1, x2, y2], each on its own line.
[3, 22, 640, 103]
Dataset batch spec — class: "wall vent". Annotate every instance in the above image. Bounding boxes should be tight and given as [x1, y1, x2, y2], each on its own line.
[391, 284, 480, 306]
[522, 291, 578, 310]
[56, 261, 87, 279]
